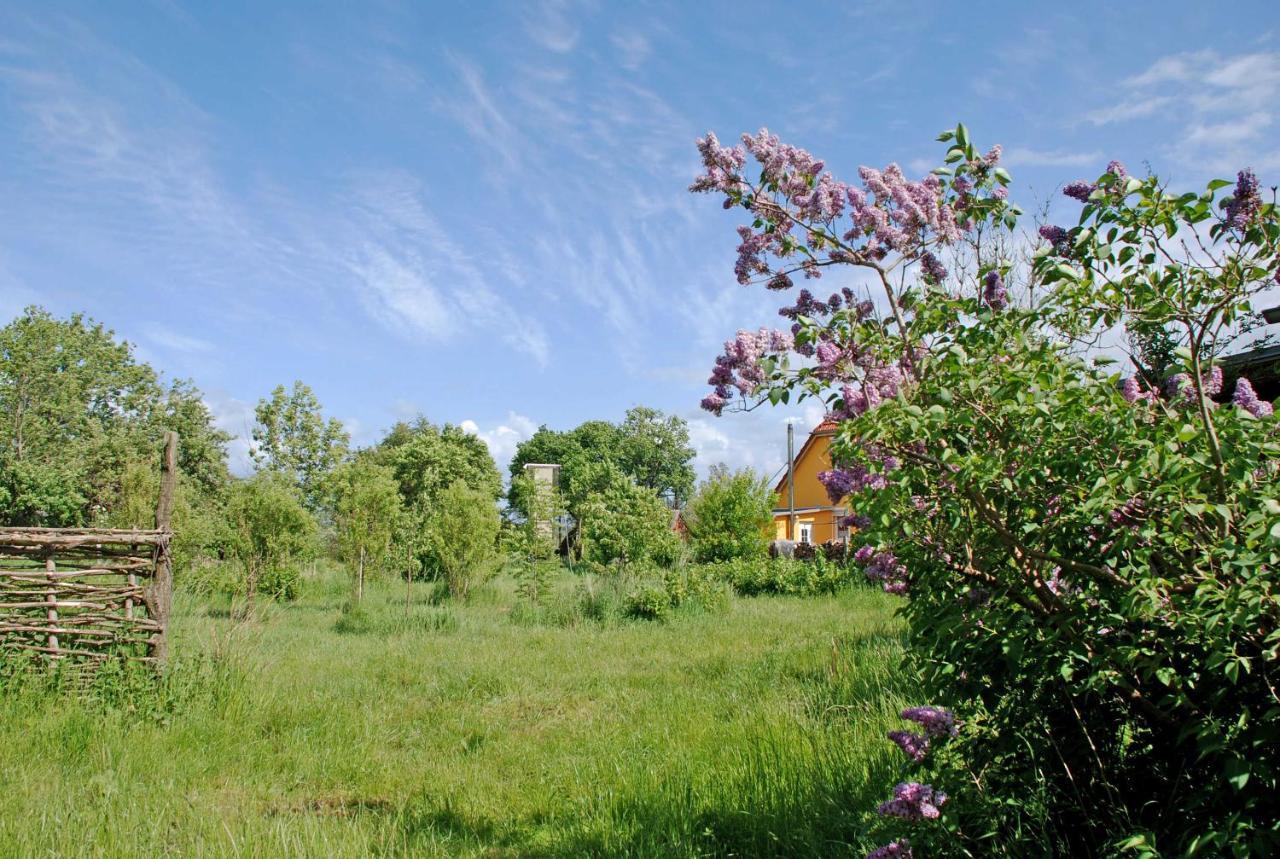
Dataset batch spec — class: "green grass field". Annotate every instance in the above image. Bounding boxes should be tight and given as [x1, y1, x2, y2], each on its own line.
[0, 567, 908, 858]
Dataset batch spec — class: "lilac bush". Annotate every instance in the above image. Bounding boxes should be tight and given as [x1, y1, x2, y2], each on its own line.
[692, 123, 1280, 855]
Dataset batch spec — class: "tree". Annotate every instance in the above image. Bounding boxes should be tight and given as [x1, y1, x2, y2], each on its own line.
[693, 123, 1280, 854]
[579, 470, 681, 570]
[251, 381, 349, 511]
[0, 306, 230, 525]
[684, 465, 775, 562]
[376, 417, 501, 507]
[424, 480, 500, 600]
[617, 406, 696, 506]
[224, 472, 316, 615]
[329, 459, 402, 602]
[508, 408, 695, 516]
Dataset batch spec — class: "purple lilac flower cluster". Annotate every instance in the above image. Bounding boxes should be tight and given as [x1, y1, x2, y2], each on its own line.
[854, 545, 908, 594]
[1109, 496, 1146, 531]
[1038, 224, 1072, 255]
[887, 730, 930, 763]
[920, 251, 948, 284]
[1121, 377, 1156, 404]
[1224, 169, 1261, 229]
[865, 841, 912, 859]
[982, 270, 1008, 310]
[1233, 377, 1274, 417]
[702, 328, 794, 414]
[1062, 180, 1096, 202]
[902, 705, 959, 738]
[877, 782, 948, 820]
[1165, 365, 1223, 404]
[818, 466, 889, 502]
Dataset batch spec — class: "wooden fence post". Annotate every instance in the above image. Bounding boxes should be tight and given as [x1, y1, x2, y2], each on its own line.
[44, 555, 59, 658]
[151, 431, 178, 663]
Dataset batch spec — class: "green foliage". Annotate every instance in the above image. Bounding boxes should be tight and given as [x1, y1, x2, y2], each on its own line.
[508, 406, 696, 516]
[424, 480, 501, 600]
[685, 465, 776, 562]
[376, 417, 501, 505]
[328, 459, 402, 597]
[224, 471, 316, 608]
[251, 381, 349, 511]
[623, 564, 731, 621]
[713, 127, 1280, 854]
[702, 556, 849, 597]
[506, 472, 566, 606]
[579, 469, 682, 570]
[0, 306, 230, 525]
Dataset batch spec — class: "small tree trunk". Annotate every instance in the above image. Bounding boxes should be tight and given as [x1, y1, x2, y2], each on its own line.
[405, 568, 411, 615]
[243, 557, 259, 619]
[357, 546, 365, 602]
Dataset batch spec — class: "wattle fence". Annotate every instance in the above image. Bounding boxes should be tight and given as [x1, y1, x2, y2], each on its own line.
[0, 432, 177, 665]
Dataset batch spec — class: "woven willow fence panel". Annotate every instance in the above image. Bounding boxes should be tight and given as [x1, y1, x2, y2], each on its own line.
[0, 432, 177, 665]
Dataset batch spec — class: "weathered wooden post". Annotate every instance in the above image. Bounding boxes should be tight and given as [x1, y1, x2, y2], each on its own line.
[151, 431, 178, 663]
[44, 555, 59, 657]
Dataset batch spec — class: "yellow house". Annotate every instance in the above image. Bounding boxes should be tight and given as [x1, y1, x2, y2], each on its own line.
[772, 420, 850, 545]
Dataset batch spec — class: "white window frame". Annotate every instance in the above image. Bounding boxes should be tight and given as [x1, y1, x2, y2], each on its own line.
[798, 522, 813, 545]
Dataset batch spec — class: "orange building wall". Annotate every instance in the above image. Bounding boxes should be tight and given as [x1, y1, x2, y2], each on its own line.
[772, 425, 848, 545]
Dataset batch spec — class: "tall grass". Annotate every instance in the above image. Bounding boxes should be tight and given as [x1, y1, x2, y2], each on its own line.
[0, 564, 908, 857]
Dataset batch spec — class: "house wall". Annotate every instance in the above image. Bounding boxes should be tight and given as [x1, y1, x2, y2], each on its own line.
[772, 427, 848, 544]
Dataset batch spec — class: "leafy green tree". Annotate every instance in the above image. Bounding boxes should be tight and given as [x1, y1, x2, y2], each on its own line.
[224, 472, 316, 615]
[424, 480, 500, 600]
[579, 471, 681, 570]
[684, 465, 775, 562]
[508, 407, 694, 515]
[375, 417, 501, 508]
[251, 381, 349, 511]
[617, 406, 696, 505]
[328, 459, 402, 602]
[0, 306, 230, 525]
[507, 472, 566, 605]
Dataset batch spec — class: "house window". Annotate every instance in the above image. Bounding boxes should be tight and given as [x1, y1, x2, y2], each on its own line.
[798, 522, 813, 545]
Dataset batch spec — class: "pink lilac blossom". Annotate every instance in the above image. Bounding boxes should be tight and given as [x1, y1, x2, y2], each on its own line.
[1224, 169, 1260, 229]
[1233, 377, 1274, 417]
[920, 251, 948, 283]
[1039, 224, 1071, 255]
[1107, 160, 1128, 181]
[866, 842, 912, 859]
[902, 705, 959, 738]
[702, 328, 794, 414]
[982, 270, 1008, 310]
[1121, 377, 1155, 404]
[877, 782, 948, 820]
[1063, 180, 1096, 202]
[888, 730, 930, 762]
[854, 547, 908, 593]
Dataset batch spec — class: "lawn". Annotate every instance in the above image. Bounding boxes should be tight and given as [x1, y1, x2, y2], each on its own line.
[0, 567, 908, 858]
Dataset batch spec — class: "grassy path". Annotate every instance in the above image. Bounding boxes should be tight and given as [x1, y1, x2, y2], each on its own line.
[0, 572, 907, 857]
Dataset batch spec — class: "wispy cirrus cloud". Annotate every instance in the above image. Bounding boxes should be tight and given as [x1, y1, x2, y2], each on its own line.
[1086, 49, 1280, 173]
[1003, 147, 1105, 168]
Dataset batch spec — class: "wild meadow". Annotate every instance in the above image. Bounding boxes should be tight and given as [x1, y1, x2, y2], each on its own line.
[0, 564, 907, 858]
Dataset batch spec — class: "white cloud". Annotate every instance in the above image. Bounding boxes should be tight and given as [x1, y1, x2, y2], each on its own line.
[460, 411, 539, 473]
[1003, 147, 1104, 168]
[202, 391, 256, 476]
[145, 326, 213, 354]
[611, 31, 651, 70]
[347, 244, 453, 340]
[1090, 50, 1280, 174]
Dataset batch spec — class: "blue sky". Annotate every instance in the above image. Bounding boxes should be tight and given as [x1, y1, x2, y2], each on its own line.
[2, 1, 1278, 480]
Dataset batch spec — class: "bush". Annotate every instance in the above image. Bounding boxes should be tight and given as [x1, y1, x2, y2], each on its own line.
[684, 465, 775, 562]
[701, 556, 848, 597]
[579, 471, 682, 570]
[622, 565, 729, 621]
[424, 481, 501, 600]
[694, 122, 1280, 854]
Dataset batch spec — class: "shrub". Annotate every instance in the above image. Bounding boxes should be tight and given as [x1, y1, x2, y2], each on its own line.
[579, 470, 682, 570]
[424, 480, 501, 600]
[693, 122, 1280, 854]
[684, 465, 775, 562]
[622, 565, 729, 621]
[701, 556, 848, 597]
[224, 471, 317, 613]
